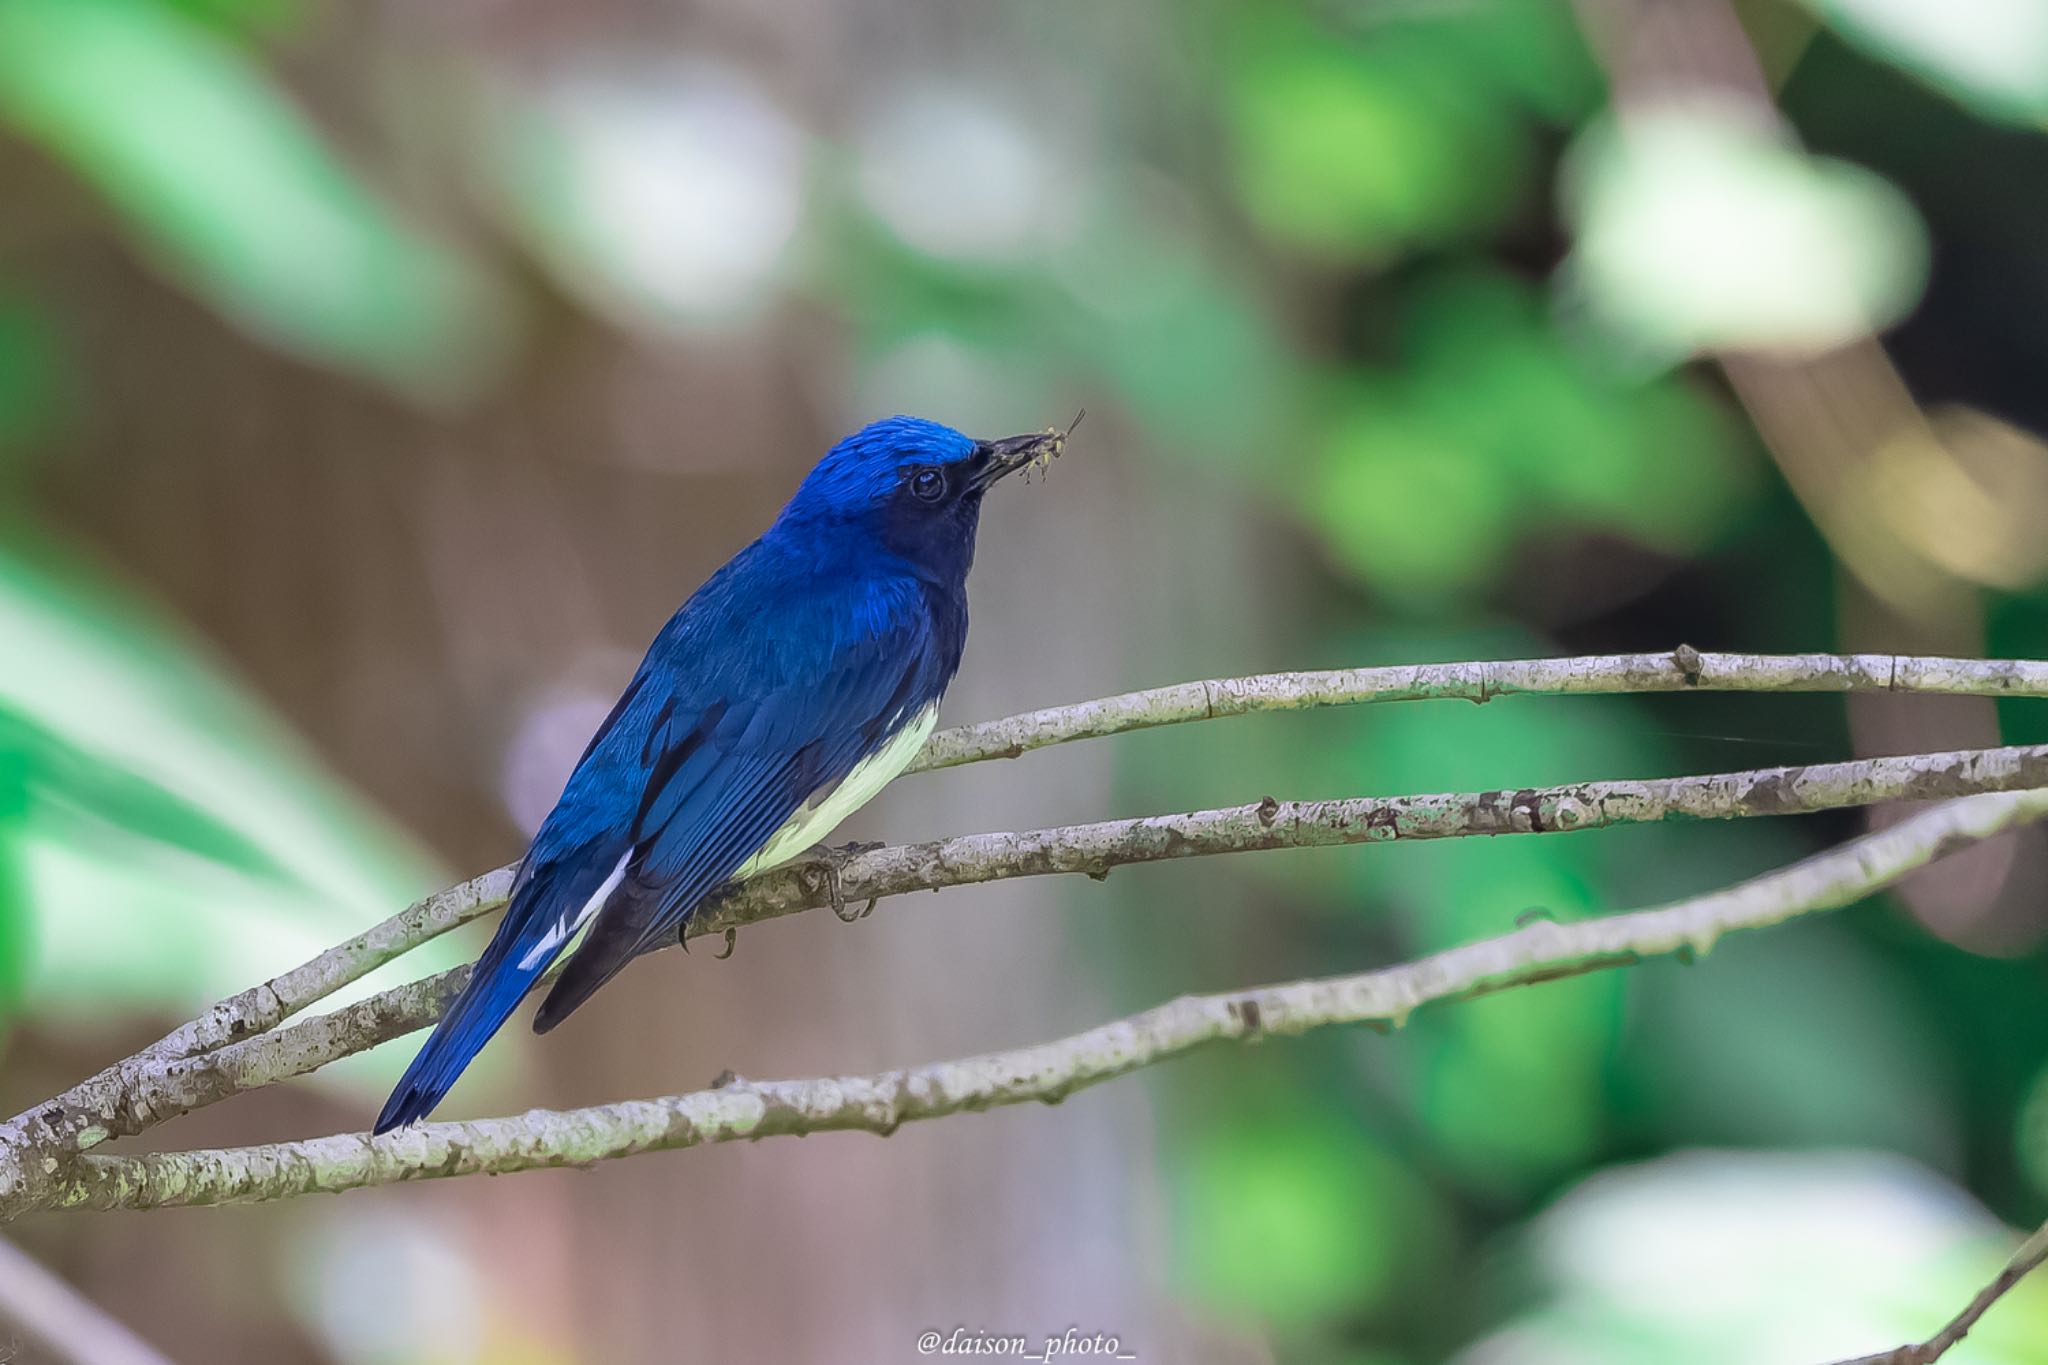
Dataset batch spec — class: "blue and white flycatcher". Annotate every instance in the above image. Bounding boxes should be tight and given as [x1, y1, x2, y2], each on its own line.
[375, 415, 1067, 1133]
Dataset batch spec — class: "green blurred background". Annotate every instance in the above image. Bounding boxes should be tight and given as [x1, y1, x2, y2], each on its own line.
[4, 0, 2048, 1360]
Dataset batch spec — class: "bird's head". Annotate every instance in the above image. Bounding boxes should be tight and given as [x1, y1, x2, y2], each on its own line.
[775, 414, 1068, 571]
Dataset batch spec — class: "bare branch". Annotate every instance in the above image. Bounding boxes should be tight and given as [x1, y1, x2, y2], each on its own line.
[1827, 1218, 2048, 1365]
[40, 646, 2043, 1122]
[10, 652, 2048, 1221]
[911, 649, 2048, 771]
[20, 740, 2048, 1178]
[17, 787, 2046, 1217]
[0, 867, 513, 1161]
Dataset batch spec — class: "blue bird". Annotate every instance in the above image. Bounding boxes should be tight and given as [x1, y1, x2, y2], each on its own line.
[375, 415, 1067, 1133]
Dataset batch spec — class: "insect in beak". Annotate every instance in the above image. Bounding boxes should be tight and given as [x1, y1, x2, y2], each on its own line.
[973, 410, 1085, 488]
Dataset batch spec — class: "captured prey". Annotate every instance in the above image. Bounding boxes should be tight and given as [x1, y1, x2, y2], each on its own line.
[375, 415, 1074, 1133]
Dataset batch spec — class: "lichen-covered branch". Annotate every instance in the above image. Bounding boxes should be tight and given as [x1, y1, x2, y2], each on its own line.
[911, 648, 2048, 771]
[8, 650, 2048, 1223]
[0, 867, 514, 1163]
[698, 741, 2048, 937]
[18, 739, 2045, 1182]
[45, 645, 2043, 1109]
[19, 787, 2045, 1217]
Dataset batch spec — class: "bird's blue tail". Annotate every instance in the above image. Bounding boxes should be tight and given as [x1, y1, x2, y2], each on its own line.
[374, 846, 618, 1135]
[372, 937, 545, 1135]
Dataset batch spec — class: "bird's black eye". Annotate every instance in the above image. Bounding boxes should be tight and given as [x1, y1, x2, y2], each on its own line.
[910, 468, 947, 503]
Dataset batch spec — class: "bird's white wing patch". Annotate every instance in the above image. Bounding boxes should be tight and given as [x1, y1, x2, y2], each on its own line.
[734, 702, 938, 879]
[517, 852, 630, 971]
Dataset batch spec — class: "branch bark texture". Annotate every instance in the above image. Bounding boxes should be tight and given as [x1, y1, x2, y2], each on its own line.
[912, 649, 2048, 770]
[5, 650, 2048, 1227]
[16, 787, 2048, 1216]
[13, 739, 2045, 1197]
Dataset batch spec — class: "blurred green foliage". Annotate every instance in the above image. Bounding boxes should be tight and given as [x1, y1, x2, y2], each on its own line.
[1, 0, 2047, 1360]
[1175, 1109, 1448, 1325]
[1224, 1, 1598, 264]
[1303, 271, 1752, 604]
[0, 533, 450, 1030]
[0, 0, 500, 398]
[1816, 0, 2048, 126]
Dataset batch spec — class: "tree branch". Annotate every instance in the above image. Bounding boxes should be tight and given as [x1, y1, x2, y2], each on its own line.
[1827, 1217, 2048, 1364]
[13, 740, 2046, 1190]
[46, 645, 2042, 1105]
[9, 651, 2048, 1226]
[11, 787, 2044, 1217]
[0, 867, 516, 1161]
[910, 648, 2048, 771]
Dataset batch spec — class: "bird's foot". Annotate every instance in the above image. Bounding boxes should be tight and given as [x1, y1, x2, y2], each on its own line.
[798, 841, 882, 923]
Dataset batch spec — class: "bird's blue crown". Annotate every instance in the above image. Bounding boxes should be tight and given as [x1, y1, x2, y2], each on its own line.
[783, 415, 977, 518]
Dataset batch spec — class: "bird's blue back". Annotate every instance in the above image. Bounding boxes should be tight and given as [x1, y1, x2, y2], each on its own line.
[375, 416, 1018, 1133]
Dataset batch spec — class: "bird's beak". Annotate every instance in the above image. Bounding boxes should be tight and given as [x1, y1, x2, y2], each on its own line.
[969, 429, 1067, 490]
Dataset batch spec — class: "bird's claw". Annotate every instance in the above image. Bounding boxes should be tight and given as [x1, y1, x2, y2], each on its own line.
[800, 842, 882, 923]
[711, 927, 738, 960]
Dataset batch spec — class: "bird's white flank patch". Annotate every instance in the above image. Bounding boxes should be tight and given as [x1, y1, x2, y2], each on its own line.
[735, 702, 939, 878]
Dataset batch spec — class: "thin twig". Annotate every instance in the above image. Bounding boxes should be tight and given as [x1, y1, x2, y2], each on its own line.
[1828, 1218, 2048, 1364]
[14, 787, 2045, 1218]
[910, 649, 2048, 771]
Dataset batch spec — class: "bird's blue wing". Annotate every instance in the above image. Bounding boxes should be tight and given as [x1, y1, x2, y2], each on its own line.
[531, 593, 942, 1030]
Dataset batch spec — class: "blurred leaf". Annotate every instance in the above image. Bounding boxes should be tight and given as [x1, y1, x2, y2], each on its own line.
[1304, 393, 1522, 604]
[1456, 1151, 2048, 1364]
[1302, 276, 1753, 604]
[1226, 11, 1527, 264]
[1558, 103, 1930, 361]
[1054, 229, 1294, 461]
[1173, 1113, 1447, 1324]
[1, 707, 293, 885]
[1412, 968, 1616, 1196]
[1405, 0, 1604, 126]
[1619, 923, 1959, 1164]
[156, 0, 304, 41]
[0, 0, 504, 399]
[1814, 0, 2048, 127]
[0, 749, 31, 1013]
[0, 533, 460, 1065]
[1406, 271, 1754, 546]
[1393, 839, 1610, 1166]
